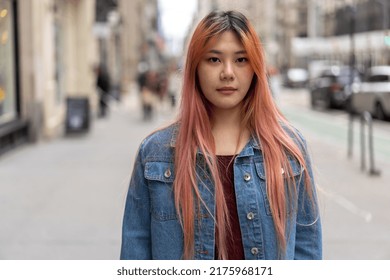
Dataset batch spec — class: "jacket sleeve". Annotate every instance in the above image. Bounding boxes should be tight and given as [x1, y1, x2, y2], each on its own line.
[294, 135, 322, 260]
[120, 144, 152, 259]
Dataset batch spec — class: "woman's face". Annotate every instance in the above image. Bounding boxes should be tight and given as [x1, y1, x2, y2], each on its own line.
[197, 31, 255, 113]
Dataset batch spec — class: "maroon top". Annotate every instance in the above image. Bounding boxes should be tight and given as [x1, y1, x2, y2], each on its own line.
[214, 155, 245, 260]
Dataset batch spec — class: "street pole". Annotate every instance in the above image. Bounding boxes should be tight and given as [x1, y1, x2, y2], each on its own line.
[347, 4, 356, 159]
[349, 5, 356, 87]
[378, 0, 389, 63]
[382, 0, 388, 31]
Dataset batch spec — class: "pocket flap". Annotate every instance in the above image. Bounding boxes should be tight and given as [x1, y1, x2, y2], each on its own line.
[144, 161, 175, 183]
[255, 159, 303, 179]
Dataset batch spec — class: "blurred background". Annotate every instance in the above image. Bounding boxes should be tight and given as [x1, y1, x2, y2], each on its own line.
[0, 0, 389, 259]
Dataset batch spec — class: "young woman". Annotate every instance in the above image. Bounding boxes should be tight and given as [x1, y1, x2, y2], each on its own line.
[120, 10, 322, 260]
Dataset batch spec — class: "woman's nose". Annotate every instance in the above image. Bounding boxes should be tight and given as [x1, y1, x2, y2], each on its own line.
[220, 62, 234, 81]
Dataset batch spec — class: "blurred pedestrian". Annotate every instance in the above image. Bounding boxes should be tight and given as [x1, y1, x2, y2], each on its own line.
[121, 10, 322, 260]
[167, 61, 181, 108]
[136, 61, 149, 92]
[96, 64, 111, 118]
[139, 71, 159, 121]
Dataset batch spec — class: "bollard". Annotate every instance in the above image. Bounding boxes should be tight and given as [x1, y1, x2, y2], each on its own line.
[360, 111, 381, 176]
[347, 113, 354, 158]
[360, 113, 366, 171]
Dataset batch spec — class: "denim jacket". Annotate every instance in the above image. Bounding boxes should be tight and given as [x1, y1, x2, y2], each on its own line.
[120, 123, 322, 260]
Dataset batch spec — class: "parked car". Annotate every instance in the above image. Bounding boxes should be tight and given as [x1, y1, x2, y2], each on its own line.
[308, 60, 341, 81]
[283, 68, 308, 88]
[310, 66, 361, 109]
[350, 66, 390, 120]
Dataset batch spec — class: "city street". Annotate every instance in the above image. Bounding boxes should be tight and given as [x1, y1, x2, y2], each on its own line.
[0, 86, 389, 259]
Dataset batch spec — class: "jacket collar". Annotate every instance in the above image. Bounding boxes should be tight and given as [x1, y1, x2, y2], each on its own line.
[169, 122, 179, 148]
[169, 123, 261, 155]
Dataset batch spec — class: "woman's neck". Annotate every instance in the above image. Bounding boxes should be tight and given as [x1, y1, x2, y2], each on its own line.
[212, 106, 242, 130]
[211, 107, 250, 156]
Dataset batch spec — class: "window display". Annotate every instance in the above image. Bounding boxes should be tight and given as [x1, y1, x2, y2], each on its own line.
[0, 0, 17, 124]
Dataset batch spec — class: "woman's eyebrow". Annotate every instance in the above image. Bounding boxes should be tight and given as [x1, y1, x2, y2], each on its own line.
[207, 49, 247, 54]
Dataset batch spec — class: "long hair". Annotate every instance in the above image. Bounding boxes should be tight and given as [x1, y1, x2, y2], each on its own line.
[174, 10, 313, 259]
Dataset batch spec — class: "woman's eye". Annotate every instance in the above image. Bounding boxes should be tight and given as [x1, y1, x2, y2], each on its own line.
[236, 57, 248, 63]
[208, 57, 220, 63]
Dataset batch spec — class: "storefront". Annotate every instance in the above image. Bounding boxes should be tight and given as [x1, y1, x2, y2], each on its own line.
[0, 0, 17, 124]
[0, 0, 27, 155]
[1, 0, 100, 156]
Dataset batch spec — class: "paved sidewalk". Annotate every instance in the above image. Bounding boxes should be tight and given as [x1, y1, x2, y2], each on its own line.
[0, 90, 173, 259]
[279, 89, 390, 259]
[304, 131, 390, 259]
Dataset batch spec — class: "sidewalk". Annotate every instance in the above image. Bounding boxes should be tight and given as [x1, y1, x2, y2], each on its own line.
[306, 130, 390, 259]
[0, 90, 174, 259]
[279, 89, 390, 259]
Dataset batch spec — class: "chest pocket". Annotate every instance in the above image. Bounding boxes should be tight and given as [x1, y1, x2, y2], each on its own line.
[255, 158, 304, 216]
[144, 161, 177, 221]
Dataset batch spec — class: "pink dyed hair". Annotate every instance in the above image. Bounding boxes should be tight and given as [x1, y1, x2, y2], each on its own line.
[174, 10, 313, 259]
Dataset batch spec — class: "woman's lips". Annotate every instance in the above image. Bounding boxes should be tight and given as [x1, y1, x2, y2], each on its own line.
[217, 87, 237, 94]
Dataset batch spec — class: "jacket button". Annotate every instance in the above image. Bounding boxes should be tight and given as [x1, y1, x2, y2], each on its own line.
[247, 212, 255, 220]
[243, 173, 251, 181]
[251, 247, 259, 255]
[164, 169, 171, 178]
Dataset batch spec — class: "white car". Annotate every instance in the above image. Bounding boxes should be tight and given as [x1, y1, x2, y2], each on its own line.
[283, 68, 308, 88]
[351, 66, 390, 120]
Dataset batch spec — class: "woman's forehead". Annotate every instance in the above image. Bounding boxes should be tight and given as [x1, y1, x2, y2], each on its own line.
[204, 31, 244, 52]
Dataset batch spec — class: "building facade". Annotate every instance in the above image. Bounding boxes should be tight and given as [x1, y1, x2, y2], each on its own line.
[0, 0, 167, 156]
[194, 0, 389, 72]
[118, 0, 162, 93]
[293, 0, 390, 69]
[0, 0, 98, 155]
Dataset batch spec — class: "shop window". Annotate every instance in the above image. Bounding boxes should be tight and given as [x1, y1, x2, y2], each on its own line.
[0, 0, 17, 125]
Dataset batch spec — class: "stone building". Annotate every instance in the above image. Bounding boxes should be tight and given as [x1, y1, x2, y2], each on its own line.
[293, 0, 390, 69]
[117, 0, 162, 93]
[0, 0, 98, 155]
[194, 0, 390, 71]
